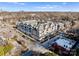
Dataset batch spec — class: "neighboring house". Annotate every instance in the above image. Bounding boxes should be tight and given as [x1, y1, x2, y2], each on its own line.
[49, 35, 76, 55]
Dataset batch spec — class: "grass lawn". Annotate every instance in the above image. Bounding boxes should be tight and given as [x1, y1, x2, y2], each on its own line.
[0, 46, 4, 56]
[0, 44, 13, 56]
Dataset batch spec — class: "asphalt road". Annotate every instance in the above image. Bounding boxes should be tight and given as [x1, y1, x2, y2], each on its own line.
[42, 35, 60, 49]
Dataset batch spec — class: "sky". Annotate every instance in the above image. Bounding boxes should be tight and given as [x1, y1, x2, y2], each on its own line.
[0, 2, 79, 12]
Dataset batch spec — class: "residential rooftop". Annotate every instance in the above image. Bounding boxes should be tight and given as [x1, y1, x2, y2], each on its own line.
[55, 36, 76, 51]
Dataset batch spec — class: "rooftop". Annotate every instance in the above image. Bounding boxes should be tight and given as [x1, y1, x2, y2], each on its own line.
[55, 37, 76, 51]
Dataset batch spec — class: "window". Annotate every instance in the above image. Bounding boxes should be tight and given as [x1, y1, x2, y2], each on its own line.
[66, 46, 67, 48]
